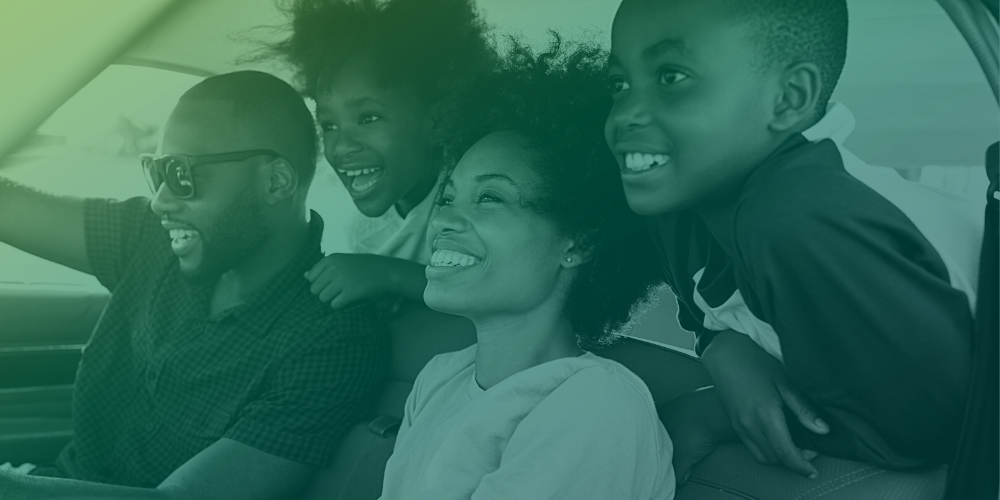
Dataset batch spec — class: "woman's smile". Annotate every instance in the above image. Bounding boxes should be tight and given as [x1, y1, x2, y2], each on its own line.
[425, 239, 484, 279]
[429, 249, 480, 267]
[423, 132, 569, 318]
[425, 251, 481, 278]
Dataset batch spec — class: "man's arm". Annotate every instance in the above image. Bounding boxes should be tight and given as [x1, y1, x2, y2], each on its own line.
[0, 177, 89, 274]
[1, 438, 317, 500]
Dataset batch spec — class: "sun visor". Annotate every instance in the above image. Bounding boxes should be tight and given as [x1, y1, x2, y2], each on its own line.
[0, 0, 183, 160]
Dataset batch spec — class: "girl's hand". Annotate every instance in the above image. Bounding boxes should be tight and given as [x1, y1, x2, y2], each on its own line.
[701, 330, 827, 479]
[305, 253, 396, 309]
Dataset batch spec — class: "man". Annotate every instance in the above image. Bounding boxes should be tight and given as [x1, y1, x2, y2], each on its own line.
[0, 71, 387, 499]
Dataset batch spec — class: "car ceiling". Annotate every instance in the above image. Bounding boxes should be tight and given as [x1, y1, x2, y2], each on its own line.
[7, 0, 998, 168]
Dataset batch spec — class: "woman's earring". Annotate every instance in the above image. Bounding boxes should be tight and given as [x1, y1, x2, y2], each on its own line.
[565, 257, 573, 262]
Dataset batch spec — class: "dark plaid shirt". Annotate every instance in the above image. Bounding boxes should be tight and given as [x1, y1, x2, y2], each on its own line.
[40, 197, 388, 487]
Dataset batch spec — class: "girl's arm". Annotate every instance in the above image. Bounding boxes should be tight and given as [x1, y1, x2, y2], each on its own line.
[305, 253, 428, 309]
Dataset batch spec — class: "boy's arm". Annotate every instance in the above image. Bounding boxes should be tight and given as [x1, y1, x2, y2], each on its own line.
[733, 198, 974, 467]
[659, 384, 821, 485]
[306, 253, 428, 308]
[700, 331, 826, 478]
[0, 177, 89, 274]
[0, 438, 317, 500]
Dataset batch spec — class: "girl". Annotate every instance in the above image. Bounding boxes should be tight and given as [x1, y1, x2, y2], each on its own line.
[267, 0, 494, 308]
[379, 38, 675, 500]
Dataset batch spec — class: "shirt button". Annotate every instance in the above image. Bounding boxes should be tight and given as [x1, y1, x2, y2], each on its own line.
[143, 422, 156, 432]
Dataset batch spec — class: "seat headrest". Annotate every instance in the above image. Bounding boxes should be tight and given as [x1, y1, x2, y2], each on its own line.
[384, 300, 476, 384]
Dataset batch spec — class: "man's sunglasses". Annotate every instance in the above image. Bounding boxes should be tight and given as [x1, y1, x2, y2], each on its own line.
[139, 149, 280, 200]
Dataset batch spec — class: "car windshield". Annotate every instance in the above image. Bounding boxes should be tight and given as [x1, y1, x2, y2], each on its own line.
[0, 66, 201, 285]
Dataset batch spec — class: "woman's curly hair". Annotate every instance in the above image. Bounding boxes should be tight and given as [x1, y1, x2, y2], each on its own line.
[440, 34, 664, 349]
[255, 0, 494, 105]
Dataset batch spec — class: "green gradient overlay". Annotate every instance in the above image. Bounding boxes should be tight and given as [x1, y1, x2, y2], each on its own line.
[0, 1, 994, 488]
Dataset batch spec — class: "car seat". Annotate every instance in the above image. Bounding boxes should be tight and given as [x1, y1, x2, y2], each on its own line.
[301, 302, 948, 500]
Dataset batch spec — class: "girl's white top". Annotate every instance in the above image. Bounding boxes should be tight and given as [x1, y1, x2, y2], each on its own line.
[346, 176, 441, 265]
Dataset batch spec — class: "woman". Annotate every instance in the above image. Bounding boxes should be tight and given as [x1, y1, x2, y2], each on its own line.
[379, 37, 675, 500]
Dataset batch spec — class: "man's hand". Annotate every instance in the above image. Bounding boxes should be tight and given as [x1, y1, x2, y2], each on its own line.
[305, 253, 397, 309]
[658, 387, 736, 484]
[701, 331, 828, 479]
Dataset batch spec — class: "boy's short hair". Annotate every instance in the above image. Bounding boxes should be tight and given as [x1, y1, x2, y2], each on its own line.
[732, 0, 848, 115]
[181, 70, 318, 186]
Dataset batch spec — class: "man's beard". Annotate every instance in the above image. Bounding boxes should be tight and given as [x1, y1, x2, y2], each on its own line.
[181, 188, 268, 284]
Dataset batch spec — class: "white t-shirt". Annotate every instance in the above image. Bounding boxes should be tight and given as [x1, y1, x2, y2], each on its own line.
[345, 177, 441, 265]
[380, 345, 676, 500]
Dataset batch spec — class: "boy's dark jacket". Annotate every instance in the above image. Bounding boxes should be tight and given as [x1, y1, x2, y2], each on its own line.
[648, 107, 981, 468]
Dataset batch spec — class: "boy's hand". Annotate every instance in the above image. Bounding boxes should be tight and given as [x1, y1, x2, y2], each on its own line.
[305, 253, 396, 309]
[658, 387, 737, 485]
[701, 330, 827, 479]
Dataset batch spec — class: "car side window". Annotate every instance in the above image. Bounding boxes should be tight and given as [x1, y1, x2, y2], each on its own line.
[0, 65, 203, 286]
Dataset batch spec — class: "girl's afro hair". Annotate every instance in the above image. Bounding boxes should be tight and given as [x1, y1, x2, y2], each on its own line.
[258, 0, 495, 104]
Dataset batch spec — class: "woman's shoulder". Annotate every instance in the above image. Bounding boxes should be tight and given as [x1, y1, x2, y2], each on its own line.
[427, 344, 477, 372]
[412, 344, 478, 391]
[403, 345, 477, 419]
[556, 354, 657, 407]
[515, 355, 670, 453]
[502, 353, 660, 425]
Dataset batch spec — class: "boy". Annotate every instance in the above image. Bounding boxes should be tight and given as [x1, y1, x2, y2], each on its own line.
[605, 0, 982, 482]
